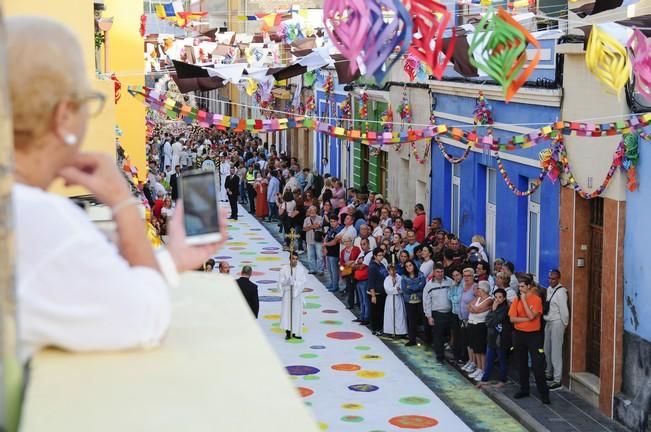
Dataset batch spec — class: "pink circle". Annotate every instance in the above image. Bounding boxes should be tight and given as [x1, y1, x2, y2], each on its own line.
[326, 331, 364, 340]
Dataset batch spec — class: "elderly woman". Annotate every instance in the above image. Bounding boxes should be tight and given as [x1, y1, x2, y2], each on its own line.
[9, 17, 225, 362]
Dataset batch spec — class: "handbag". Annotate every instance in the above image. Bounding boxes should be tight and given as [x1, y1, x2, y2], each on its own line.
[543, 286, 563, 316]
[340, 265, 353, 278]
[311, 218, 324, 242]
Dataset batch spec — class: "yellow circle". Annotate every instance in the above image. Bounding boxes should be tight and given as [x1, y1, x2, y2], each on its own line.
[318, 422, 328, 430]
[355, 370, 385, 379]
[263, 314, 281, 320]
[271, 327, 283, 334]
[341, 403, 364, 410]
[361, 354, 383, 360]
[256, 256, 282, 262]
[226, 241, 248, 246]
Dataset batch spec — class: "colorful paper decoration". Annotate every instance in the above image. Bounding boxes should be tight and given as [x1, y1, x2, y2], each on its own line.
[363, 0, 413, 82]
[623, 133, 639, 190]
[469, 7, 541, 102]
[627, 28, 651, 101]
[585, 25, 631, 95]
[437, 137, 473, 164]
[381, 105, 394, 132]
[140, 14, 147, 37]
[410, 140, 431, 164]
[323, 0, 370, 73]
[473, 91, 494, 125]
[497, 151, 546, 196]
[398, 89, 412, 131]
[359, 91, 369, 131]
[405, 0, 455, 80]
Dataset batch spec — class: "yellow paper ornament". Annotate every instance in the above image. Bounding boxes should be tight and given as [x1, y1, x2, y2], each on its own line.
[245, 79, 258, 96]
[585, 25, 631, 94]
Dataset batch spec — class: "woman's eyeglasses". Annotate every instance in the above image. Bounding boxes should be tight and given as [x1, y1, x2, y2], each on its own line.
[74, 91, 106, 117]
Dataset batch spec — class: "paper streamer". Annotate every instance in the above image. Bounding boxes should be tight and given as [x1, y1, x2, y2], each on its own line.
[406, 0, 456, 80]
[323, 0, 370, 73]
[586, 25, 631, 95]
[627, 28, 651, 101]
[469, 8, 540, 102]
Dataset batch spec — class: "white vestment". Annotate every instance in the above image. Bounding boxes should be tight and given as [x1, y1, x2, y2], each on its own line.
[278, 264, 307, 337]
[171, 141, 182, 168]
[383, 275, 408, 336]
[163, 141, 173, 169]
[219, 160, 230, 201]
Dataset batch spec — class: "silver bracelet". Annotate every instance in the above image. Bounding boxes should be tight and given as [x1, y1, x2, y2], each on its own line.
[111, 197, 140, 218]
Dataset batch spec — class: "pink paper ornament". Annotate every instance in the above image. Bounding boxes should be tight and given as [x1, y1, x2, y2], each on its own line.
[323, 0, 371, 73]
[628, 28, 651, 101]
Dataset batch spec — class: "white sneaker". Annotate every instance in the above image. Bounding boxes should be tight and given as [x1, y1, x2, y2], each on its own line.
[470, 369, 483, 381]
[461, 361, 473, 371]
[465, 363, 477, 374]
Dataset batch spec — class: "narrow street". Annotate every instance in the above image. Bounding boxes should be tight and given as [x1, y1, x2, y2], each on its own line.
[217, 203, 526, 431]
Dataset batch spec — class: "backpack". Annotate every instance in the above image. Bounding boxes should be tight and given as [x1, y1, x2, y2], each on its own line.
[312, 173, 324, 196]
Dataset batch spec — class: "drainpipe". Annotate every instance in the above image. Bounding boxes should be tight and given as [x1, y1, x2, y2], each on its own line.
[0, 5, 23, 432]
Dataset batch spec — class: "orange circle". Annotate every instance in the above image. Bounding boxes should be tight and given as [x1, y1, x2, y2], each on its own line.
[388, 415, 439, 429]
[331, 363, 362, 372]
[297, 387, 314, 398]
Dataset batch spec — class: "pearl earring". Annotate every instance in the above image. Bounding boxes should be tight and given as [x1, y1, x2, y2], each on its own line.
[63, 134, 78, 146]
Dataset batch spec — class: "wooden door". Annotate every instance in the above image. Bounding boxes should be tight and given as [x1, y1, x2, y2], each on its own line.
[587, 198, 603, 376]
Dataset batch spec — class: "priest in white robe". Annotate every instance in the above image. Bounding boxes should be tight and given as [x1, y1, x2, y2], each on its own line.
[383, 265, 408, 337]
[219, 154, 230, 202]
[279, 252, 307, 340]
[171, 139, 183, 169]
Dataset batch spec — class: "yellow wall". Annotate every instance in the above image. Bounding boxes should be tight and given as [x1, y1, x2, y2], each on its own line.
[103, 0, 147, 182]
[5, 0, 118, 196]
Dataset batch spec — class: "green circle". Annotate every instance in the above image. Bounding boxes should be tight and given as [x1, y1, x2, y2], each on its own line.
[257, 241, 268, 244]
[355, 346, 371, 351]
[340, 415, 364, 423]
[319, 320, 343, 325]
[228, 226, 240, 230]
[239, 251, 257, 255]
[271, 322, 280, 327]
[304, 303, 321, 309]
[286, 338, 305, 344]
[300, 353, 318, 359]
[399, 396, 431, 405]
[304, 375, 320, 381]
[305, 295, 320, 299]
[305, 401, 312, 407]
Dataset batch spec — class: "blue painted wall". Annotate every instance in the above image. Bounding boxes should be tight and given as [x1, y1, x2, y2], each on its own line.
[430, 91, 560, 284]
[623, 137, 651, 340]
[315, 89, 347, 178]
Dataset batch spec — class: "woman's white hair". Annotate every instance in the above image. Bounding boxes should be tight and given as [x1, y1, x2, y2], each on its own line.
[6, 16, 89, 147]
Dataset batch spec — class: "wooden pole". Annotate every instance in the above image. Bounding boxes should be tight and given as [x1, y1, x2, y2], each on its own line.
[0, 5, 23, 432]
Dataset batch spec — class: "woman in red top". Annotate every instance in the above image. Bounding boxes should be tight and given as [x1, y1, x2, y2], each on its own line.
[413, 203, 426, 243]
[509, 275, 550, 404]
[339, 237, 361, 309]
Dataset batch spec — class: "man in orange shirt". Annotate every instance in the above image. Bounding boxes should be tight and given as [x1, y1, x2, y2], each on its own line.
[509, 274, 550, 404]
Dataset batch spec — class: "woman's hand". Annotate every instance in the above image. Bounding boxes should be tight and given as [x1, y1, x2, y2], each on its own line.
[167, 202, 228, 272]
[58, 152, 132, 207]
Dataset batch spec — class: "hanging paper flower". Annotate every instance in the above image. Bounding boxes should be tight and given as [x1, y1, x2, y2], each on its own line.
[538, 147, 561, 183]
[140, 14, 147, 37]
[586, 25, 631, 95]
[623, 133, 639, 190]
[340, 98, 351, 121]
[473, 91, 494, 125]
[627, 28, 651, 101]
[405, 0, 456, 80]
[363, 0, 413, 82]
[397, 89, 412, 129]
[324, 73, 334, 97]
[359, 91, 369, 121]
[110, 73, 122, 103]
[468, 7, 541, 102]
[381, 105, 394, 132]
[323, 0, 371, 73]
[306, 95, 316, 115]
[403, 54, 419, 81]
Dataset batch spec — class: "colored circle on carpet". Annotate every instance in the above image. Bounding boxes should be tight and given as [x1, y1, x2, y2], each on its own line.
[227, 242, 248, 246]
[341, 403, 363, 410]
[213, 256, 232, 260]
[304, 401, 312, 407]
[348, 384, 379, 393]
[251, 237, 266, 240]
[331, 363, 361, 372]
[270, 327, 283, 334]
[361, 354, 383, 360]
[229, 247, 246, 250]
[261, 251, 279, 254]
[286, 338, 305, 344]
[257, 241, 268, 244]
[304, 375, 320, 381]
[297, 387, 314, 398]
[399, 396, 431, 406]
[341, 415, 364, 423]
[239, 251, 258, 255]
[300, 353, 318, 359]
[286, 365, 320, 376]
[256, 280, 277, 284]
[267, 288, 280, 293]
[271, 322, 280, 327]
[305, 295, 319, 299]
[263, 314, 281, 320]
[259, 296, 282, 302]
[240, 260, 253, 264]
[356, 370, 385, 379]
[250, 228, 262, 231]
[237, 271, 265, 276]
[320, 320, 342, 325]
[355, 345, 371, 351]
[318, 422, 328, 430]
[303, 287, 314, 292]
[227, 226, 240, 230]
[322, 309, 338, 314]
[310, 345, 326, 350]
[269, 267, 281, 271]
[263, 247, 280, 250]
[388, 415, 438, 429]
[256, 256, 282, 262]
[304, 303, 321, 309]
[326, 331, 364, 340]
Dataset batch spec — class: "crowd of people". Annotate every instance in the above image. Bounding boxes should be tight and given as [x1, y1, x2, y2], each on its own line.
[145, 127, 570, 405]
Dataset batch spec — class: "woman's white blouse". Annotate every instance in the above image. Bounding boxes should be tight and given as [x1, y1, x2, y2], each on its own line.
[13, 184, 171, 362]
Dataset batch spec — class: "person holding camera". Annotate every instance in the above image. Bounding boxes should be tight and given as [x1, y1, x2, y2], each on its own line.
[303, 205, 324, 275]
[509, 275, 550, 404]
